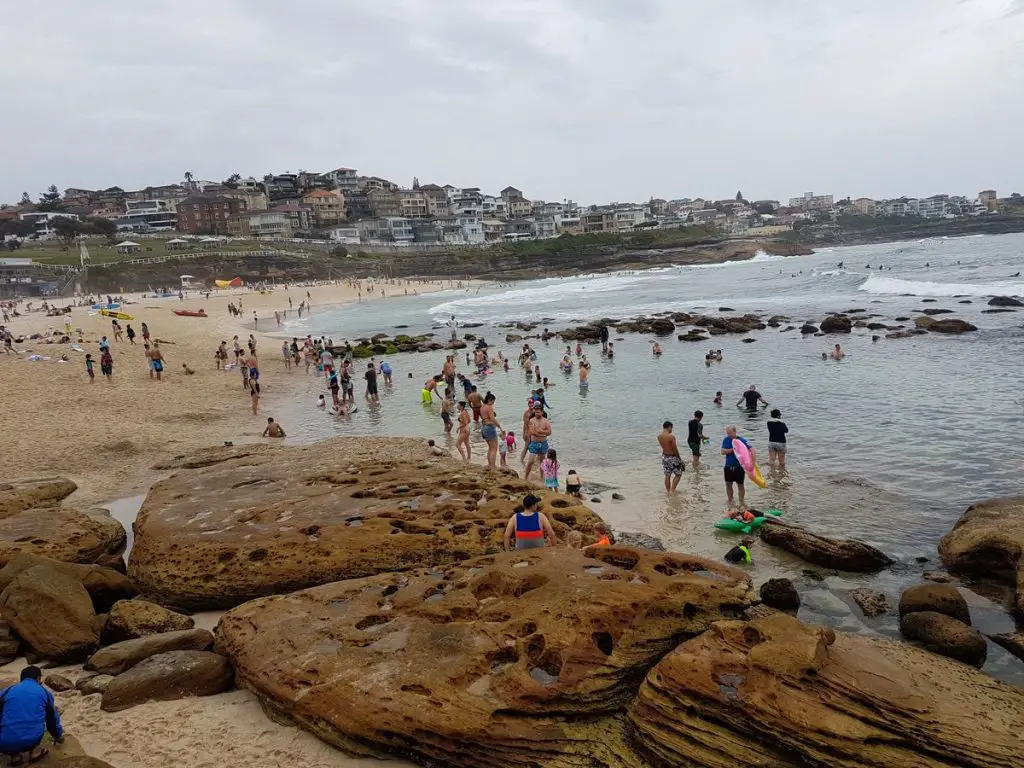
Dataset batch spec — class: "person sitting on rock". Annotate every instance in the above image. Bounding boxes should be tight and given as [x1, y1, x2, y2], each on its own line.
[503, 495, 557, 551]
[0, 666, 64, 765]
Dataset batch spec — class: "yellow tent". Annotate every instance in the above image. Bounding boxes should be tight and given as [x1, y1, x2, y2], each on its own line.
[214, 277, 244, 289]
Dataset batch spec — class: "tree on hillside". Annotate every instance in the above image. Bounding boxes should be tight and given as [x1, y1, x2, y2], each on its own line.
[19, 192, 32, 206]
[51, 216, 82, 249]
[184, 170, 195, 190]
[0, 218, 34, 238]
[37, 185, 64, 212]
[223, 173, 241, 188]
[735, 190, 744, 201]
[84, 216, 118, 243]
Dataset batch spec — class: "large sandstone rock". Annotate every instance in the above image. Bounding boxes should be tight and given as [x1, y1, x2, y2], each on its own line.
[215, 547, 753, 767]
[100, 649, 233, 712]
[129, 440, 605, 610]
[0, 478, 126, 567]
[939, 497, 1024, 614]
[914, 316, 977, 333]
[819, 314, 852, 333]
[988, 296, 1024, 307]
[0, 565, 101, 661]
[101, 599, 194, 643]
[628, 612, 1024, 767]
[760, 520, 893, 572]
[86, 628, 214, 675]
[898, 583, 970, 624]
[899, 611, 987, 667]
[0, 553, 138, 612]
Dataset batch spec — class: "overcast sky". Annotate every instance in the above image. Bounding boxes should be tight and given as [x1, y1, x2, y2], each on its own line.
[1, 0, 1022, 205]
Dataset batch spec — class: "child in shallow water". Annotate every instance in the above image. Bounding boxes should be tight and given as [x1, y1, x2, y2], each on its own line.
[540, 449, 559, 491]
[724, 536, 756, 564]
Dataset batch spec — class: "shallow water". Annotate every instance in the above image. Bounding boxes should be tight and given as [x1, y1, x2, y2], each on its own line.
[218, 233, 1024, 681]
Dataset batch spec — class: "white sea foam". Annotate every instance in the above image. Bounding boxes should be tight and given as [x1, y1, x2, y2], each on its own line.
[857, 274, 1024, 298]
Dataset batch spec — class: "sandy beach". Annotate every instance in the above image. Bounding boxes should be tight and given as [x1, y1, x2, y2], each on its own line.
[0, 279, 451, 508]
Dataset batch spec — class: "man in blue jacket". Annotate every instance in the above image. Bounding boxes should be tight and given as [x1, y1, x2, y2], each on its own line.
[0, 666, 63, 764]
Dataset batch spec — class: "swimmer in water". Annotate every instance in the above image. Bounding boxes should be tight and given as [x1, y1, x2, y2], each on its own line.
[652, 342, 663, 356]
[714, 391, 723, 406]
[830, 344, 845, 360]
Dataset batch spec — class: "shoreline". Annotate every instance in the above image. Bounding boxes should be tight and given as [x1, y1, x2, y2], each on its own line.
[0, 278, 456, 507]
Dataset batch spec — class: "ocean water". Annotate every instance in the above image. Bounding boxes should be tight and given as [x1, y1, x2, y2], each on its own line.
[268, 232, 1024, 680]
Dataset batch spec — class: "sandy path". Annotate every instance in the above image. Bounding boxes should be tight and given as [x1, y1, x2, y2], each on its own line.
[0, 279, 450, 507]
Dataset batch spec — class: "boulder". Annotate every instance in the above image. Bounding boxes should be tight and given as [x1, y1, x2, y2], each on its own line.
[898, 584, 970, 624]
[819, 315, 852, 333]
[215, 547, 754, 767]
[989, 632, 1024, 663]
[849, 587, 888, 617]
[914, 316, 977, 333]
[129, 439, 605, 610]
[799, 323, 818, 334]
[76, 673, 115, 695]
[100, 650, 233, 712]
[988, 296, 1024, 307]
[759, 578, 800, 612]
[921, 308, 953, 315]
[101, 599, 194, 644]
[504, 334, 523, 343]
[44, 673, 75, 692]
[676, 330, 707, 342]
[886, 329, 928, 340]
[628, 613, 1024, 766]
[759, 520, 893, 572]
[0, 565, 101, 661]
[86, 628, 214, 675]
[899, 611, 987, 667]
[0, 478, 126, 567]
[938, 496, 1024, 614]
[648, 319, 675, 336]
[0, 553, 138, 613]
[0, 618, 20, 663]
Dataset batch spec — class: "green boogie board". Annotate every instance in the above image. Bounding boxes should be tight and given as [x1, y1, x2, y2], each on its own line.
[714, 508, 783, 534]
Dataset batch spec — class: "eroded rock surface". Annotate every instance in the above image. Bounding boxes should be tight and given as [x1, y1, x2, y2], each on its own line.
[130, 440, 605, 610]
[86, 628, 214, 675]
[102, 599, 194, 643]
[760, 520, 893, 572]
[939, 497, 1024, 614]
[0, 565, 101, 661]
[629, 613, 1024, 767]
[899, 611, 987, 667]
[215, 547, 753, 767]
[100, 650, 232, 712]
[899, 583, 970, 624]
[0, 478, 126, 567]
[0, 553, 138, 613]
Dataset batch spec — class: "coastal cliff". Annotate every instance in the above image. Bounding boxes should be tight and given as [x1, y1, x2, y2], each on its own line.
[85, 238, 808, 291]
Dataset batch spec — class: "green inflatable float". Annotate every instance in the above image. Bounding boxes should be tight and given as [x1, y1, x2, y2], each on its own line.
[714, 508, 783, 534]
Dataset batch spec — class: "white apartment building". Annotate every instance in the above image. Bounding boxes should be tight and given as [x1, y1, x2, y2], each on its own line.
[788, 192, 834, 211]
[481, 196, 508, 219]
[18, 211, 81, 238]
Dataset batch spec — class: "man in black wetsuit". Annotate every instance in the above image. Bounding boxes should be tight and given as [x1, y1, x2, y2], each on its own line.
[737, 384, 768, 411]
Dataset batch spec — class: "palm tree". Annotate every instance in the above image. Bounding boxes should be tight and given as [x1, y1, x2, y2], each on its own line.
[184, 171, 194, 190]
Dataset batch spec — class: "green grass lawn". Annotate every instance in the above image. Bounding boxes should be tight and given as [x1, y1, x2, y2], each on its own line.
[20, 238, 275, 266]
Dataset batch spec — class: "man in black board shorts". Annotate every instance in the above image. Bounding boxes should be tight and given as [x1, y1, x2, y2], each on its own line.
[687, 410, 705, 469]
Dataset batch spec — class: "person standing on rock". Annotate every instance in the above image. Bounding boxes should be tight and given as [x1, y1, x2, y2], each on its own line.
[0, 666, 64, 763]
[658, 421, 684, 492]
[524, 403, 552, 482]
[503, 495, 557, 550]
[599, 323, 609, 354]
[721, 425, 751, 508]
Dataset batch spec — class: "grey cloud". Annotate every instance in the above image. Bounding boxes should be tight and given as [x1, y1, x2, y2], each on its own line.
[0, 0, 1021, 204]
